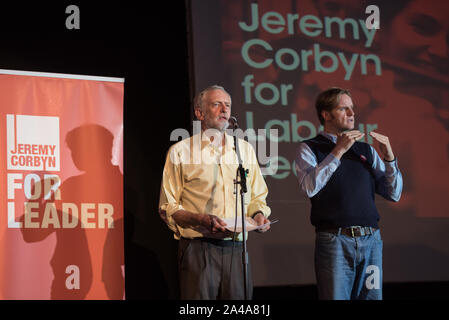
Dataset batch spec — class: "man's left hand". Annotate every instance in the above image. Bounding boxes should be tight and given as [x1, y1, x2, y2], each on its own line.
[370, 131, 395, 161]
[252, 212, 271, 233]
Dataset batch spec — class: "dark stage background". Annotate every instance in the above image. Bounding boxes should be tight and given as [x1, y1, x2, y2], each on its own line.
[0, 1, 448, 300]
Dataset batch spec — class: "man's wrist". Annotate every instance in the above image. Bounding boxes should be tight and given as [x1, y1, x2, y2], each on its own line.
[331, 147, 344, 159]
[251, 211, 263, 219]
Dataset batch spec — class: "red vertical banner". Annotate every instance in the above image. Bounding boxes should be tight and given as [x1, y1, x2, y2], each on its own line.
[0, 70, 124, 300]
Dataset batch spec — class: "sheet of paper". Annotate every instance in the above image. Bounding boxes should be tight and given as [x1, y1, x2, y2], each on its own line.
[222, 217, 279, 232]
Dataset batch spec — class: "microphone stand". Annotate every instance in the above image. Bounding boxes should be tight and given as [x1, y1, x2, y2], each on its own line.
[232, 123, 249, 300]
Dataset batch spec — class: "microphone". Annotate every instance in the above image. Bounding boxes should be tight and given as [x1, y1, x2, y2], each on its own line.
[228, 116, 239, 129]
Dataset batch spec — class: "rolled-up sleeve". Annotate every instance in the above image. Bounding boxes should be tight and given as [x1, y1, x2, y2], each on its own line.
[158, 146, 184, 234]
[246, 145, 271, 218]
[370, 146, 403, 202]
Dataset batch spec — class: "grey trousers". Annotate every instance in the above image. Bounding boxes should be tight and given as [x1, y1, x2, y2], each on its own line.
[178, 238, 253, 300]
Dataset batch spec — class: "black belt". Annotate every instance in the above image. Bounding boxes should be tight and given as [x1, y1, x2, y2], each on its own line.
[317, 226, 377, 238]
[186, 237, 243, 247]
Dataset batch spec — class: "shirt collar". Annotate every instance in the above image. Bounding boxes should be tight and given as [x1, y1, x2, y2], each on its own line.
[319, 131, 338, 143]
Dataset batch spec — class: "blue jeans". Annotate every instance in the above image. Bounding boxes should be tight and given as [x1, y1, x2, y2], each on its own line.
[315, 229, 383, 300]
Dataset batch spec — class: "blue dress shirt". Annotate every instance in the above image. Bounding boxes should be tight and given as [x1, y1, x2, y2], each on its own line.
[295, 132, 403, 201]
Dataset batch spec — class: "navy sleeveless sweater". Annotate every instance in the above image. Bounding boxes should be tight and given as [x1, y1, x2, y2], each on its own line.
[304, 134, 379, 229]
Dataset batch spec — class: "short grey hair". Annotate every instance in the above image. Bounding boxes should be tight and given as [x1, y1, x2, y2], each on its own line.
[194, 85, 232, 112]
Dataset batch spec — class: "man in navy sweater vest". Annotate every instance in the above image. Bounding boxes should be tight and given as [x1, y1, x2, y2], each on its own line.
[295, 87, 403, 300]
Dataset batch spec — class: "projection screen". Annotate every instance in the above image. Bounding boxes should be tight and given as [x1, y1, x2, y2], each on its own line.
[188, 0, 449, 286]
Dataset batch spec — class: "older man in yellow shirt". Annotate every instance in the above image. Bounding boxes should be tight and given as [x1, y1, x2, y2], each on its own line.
[159, 85, 271, 300]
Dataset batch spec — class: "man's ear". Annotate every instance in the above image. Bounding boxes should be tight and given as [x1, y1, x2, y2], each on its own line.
[194, 108, 204, 121]
[321, 110, 331, 122]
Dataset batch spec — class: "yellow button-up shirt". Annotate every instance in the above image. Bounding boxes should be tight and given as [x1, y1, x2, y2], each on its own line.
[159, 132, 271, 240]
